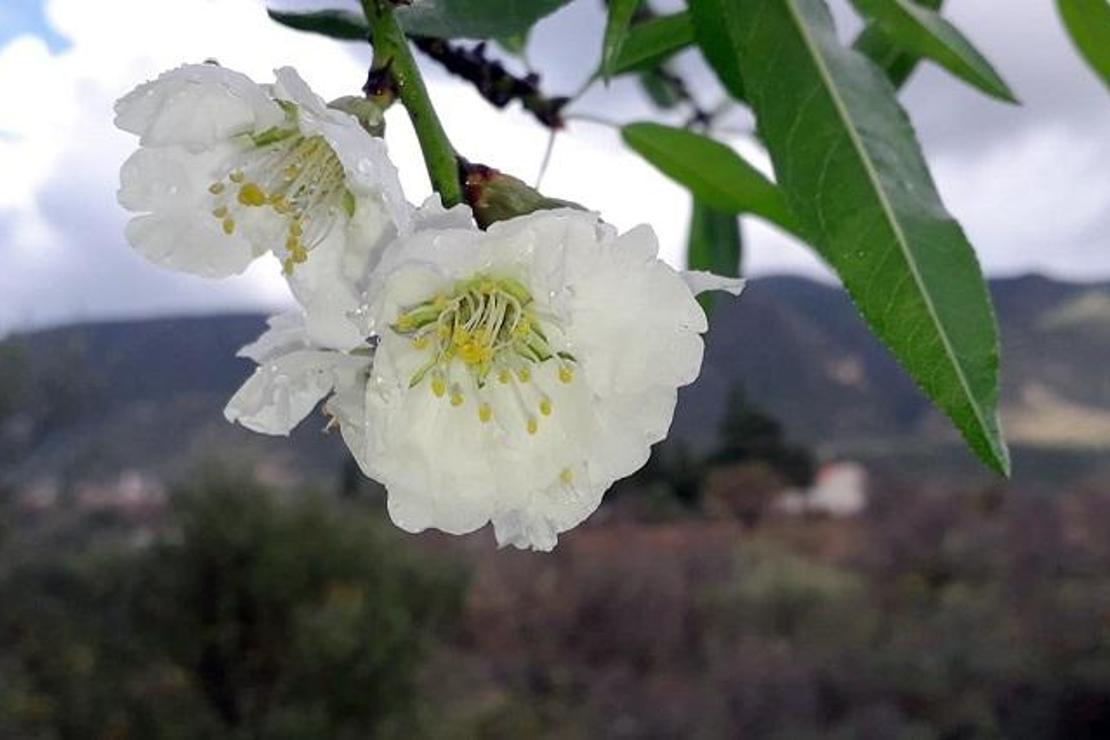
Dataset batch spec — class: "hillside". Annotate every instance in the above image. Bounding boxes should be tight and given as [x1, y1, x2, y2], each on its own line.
[2, 275, 1108, 490]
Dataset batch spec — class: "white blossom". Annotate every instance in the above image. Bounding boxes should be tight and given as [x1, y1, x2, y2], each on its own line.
[353, 209, 743, 551]
[225, 197, 474, 440]
[115, 64, 407, 282]
[224, 311, 370, 438]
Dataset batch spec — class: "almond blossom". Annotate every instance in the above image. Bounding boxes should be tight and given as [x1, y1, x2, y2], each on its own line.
[115, 64, 407, 284]
[353, 209, 743, 550]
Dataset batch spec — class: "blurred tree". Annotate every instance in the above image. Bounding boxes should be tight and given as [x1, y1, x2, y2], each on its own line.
[134, 470, 467, 738]
[711, 384, 815, 487]
[0, 337, 27, 422]
[0, 469, 467, 739]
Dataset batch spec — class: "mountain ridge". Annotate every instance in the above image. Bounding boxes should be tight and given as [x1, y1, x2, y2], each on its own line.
[2, 274, 1107, 489]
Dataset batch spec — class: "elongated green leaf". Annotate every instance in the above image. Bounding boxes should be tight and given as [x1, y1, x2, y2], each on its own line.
[622, 123, 799, 235]
[689, 0, 747, 100]
[1057, 0, 1110, 89]
[267, 9, 369, 41]
[608, 12, 695, 75]
[396, 0, 573, 39]
[726, 0, 1009, 474]
[688, 199, 742, 315]
[602, 0, 643, 81]
[852, 0, 1016, 102]
[852, 0, 942, 88]
[270, 2, 572, 41]
[638, 69, 683, 109]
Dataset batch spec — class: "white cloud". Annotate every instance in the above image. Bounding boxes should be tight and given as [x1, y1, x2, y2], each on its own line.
[0, 0, 1107, 334]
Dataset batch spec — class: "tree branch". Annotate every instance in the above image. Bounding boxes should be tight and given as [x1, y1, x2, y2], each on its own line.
[361, 0, 463, 207]
[410, 37, 570, 129]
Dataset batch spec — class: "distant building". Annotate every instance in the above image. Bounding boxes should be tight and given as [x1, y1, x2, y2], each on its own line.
[777, 462, 868, 518]
[75, 470, 166, 513]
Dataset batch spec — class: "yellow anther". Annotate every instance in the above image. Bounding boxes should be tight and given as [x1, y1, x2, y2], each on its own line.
[211, 206, 228, 218]
[289, 219, 302, 237]
[282, 257, 295, 275]
[237, 182, 267, 207]
[459, 340, 492, 366]
[433, 294, 447, 310]
[282, 164, 299, 181]
[450, 390, 464, 407]
[452, 327, 471, 346]
[431, 377, 446, 398]
[478, 403, 492, 423]
[412, 336, 430, 350]
[479, 279, 496, 294]
[517, 367, 531, 383]
[559, 366, 573, 384]
[221, 218, 236, 235]
[229, 170, 245, 183]
[208, 182, 225, 195]
[498, 369, 512, 384]
[527, 416, 538, 435]
[560, 468, 574, 485]
[292, 248, 308, 264]
[539, 398, 552, 417]
[397, 315, 414, 331]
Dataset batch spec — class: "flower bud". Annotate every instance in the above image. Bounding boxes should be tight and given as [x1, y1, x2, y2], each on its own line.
[460, 160, 583, 229]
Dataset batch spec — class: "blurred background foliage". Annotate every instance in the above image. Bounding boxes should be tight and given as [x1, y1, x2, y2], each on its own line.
[0, 471, 466, 739]
[3, 458, 1110, 738]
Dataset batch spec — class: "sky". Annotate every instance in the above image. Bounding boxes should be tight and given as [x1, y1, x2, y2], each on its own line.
[0, 0, 1107, 333]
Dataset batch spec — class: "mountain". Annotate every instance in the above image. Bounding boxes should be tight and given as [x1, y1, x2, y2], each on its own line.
[2, 275, 1108, 490]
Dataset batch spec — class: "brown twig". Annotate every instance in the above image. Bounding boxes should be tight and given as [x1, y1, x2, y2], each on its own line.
[410, 37, 569, 129]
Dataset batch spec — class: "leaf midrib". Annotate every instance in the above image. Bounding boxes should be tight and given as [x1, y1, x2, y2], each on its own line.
[781, 0, 996, 462]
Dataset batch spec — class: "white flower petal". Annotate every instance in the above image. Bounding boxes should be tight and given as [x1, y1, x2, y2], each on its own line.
[286, 199, 396, 351]
[682, 270, 747, 297]
[115, 64, 284, 150]
[324, 363, 371, 474]
[224, 349, 362, 435]
[124, 210, 259, 278]
[413, 194, 476, 231]
[236, 312, 310, 362]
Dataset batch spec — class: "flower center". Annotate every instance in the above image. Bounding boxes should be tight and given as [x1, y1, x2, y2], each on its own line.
[207, 129, 353, 274]
[390, 275, 577, 434]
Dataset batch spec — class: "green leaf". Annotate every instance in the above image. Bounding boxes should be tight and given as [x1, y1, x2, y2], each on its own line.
[269, 2, 572, 41]
[396, 0, 574, 39]
[852, 0, 942, 88]
[689, 0, 747, 100]
[851, 0, 1017, 102]
[602, 0, 643, 81]
[607, 12, 695, 75]
[267, 9, 369, 41]
[638, 69, 683, 109]
[622, 123, 799, 235]
[725, 0, 1009, 475]
[1057, 0, 1110, 89]
[688, 199, 742, 315]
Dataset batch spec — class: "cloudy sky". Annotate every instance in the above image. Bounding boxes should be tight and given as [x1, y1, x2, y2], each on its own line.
[0, 0, 1107, 333]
